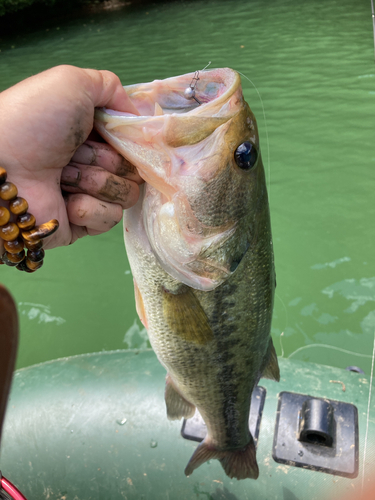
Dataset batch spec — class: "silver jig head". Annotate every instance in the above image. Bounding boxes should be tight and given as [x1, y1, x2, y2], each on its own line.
[184, 70, 202, 105]
[183, 63, 212, 105]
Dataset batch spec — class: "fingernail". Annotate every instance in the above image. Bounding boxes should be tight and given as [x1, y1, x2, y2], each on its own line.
[61, 166, 81, 187]
[71, 143, 96, 165]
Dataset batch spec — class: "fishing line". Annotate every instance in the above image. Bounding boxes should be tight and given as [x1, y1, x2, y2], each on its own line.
[371, 0, 375, 60]
[362, 11, 375, 485]
[362, 329, 375, 491]
[185, 62, 211, 105]
[288, 343, 373, 360]
[235, 70, 271, 201]
[279, 332, 285, 358]
[274, 293, 289, 357]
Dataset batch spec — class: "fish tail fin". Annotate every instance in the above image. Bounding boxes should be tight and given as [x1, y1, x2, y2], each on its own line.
[184, 437, 259, 480]
[261, 338, 280, 382]
[165, 374, 195, 420]
[219, 438, 259, 480]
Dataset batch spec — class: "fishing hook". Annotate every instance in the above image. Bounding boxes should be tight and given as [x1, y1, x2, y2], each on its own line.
[183, 62, 211, 105]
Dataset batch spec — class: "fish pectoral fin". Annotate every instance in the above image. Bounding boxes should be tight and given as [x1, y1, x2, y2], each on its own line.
[185, 437, 259, 480]
[165, 374, 195, 420]
[261, 338, 280, 382]
[162, 287, 214, 345]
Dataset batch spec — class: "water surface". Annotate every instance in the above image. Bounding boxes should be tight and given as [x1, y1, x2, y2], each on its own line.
[0, 0, 374, 374]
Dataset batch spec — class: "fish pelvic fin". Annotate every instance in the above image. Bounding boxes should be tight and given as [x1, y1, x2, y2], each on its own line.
[185, 437, 259, 480]
[261, 338, 280, 382]
[133, 279, 148, 329]
[165, 374, 195, 420]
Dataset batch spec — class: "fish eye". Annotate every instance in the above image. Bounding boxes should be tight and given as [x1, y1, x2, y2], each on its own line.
[234, 142, 258, 170]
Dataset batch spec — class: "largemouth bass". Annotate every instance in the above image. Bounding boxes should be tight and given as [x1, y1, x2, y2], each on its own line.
[95, 68, 279, 480]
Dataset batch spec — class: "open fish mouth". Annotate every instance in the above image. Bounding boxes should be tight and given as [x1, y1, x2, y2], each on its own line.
[97, 68, 239, 116]
[95, 68, 242, 187]
[95, 69, 253, 291]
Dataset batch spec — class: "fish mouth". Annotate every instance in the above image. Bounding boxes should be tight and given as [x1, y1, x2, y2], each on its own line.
[94, 69, 246, 291]
[95, 68, 243, 195]
[97, 68, 240, 121]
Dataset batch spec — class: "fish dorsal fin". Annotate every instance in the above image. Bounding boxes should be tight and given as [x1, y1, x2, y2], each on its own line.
[163, 115, 231, 148]
[261, 338, 280, 382]
[162, 287, 213, 345]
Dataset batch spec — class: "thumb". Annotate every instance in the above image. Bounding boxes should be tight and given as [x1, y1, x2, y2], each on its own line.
[84, 68, 140, 115]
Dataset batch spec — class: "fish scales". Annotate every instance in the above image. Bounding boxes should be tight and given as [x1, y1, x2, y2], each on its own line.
[95, 68, 279, 480]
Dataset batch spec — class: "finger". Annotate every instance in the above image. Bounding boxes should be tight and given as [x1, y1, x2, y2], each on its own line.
[65, 193, 123, 233]
[61, 163, 140, 210]
[69, 224, 105, 245]
[83, 68, 140, 115]
[71, 141, 143, 184]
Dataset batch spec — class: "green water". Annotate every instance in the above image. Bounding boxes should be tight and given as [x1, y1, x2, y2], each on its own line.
[0, 0, 374, 373]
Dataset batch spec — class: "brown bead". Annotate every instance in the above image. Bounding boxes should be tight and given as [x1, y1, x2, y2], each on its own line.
[0, 222, 20, 241]
[0, 182, 18, 201]
[1, 252, 18, 266]
[4, 237, 24, 254]
[27, 248, 45, 263]
[17, 213, 36, 231]
[6, 250, 25, 264]
[0, 206, 10, 226]
[26, 258, 43, 271]
[9, 197, 28, 215]
[24, 239, 43, 251]
[16, 259, 35, 272]
[16, 259, 27, 271]
[0, 167, 7, 185]
[22, 219, 59, 242]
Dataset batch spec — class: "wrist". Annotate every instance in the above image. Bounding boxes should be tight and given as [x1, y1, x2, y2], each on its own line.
[0, 166, 59, 272]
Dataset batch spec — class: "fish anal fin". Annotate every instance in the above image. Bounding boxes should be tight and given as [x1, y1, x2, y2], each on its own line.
[261, 338, 280, 382]
[165, 374, 195, 420]
[134, 279, 148, 329]
[162, 287, 213, 345]
[185, 437, 259, 480]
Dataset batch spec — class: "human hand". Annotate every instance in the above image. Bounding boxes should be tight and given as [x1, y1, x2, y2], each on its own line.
[60, 138, 143, 241]
[0, 65, 142, 254]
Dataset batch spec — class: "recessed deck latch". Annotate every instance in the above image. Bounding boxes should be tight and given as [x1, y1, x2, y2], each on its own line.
[181, 386, 266, 447]
[272, 392, 359, 478]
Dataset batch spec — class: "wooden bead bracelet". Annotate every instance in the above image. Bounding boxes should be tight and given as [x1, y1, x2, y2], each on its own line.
[0, 166, 59, 273]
